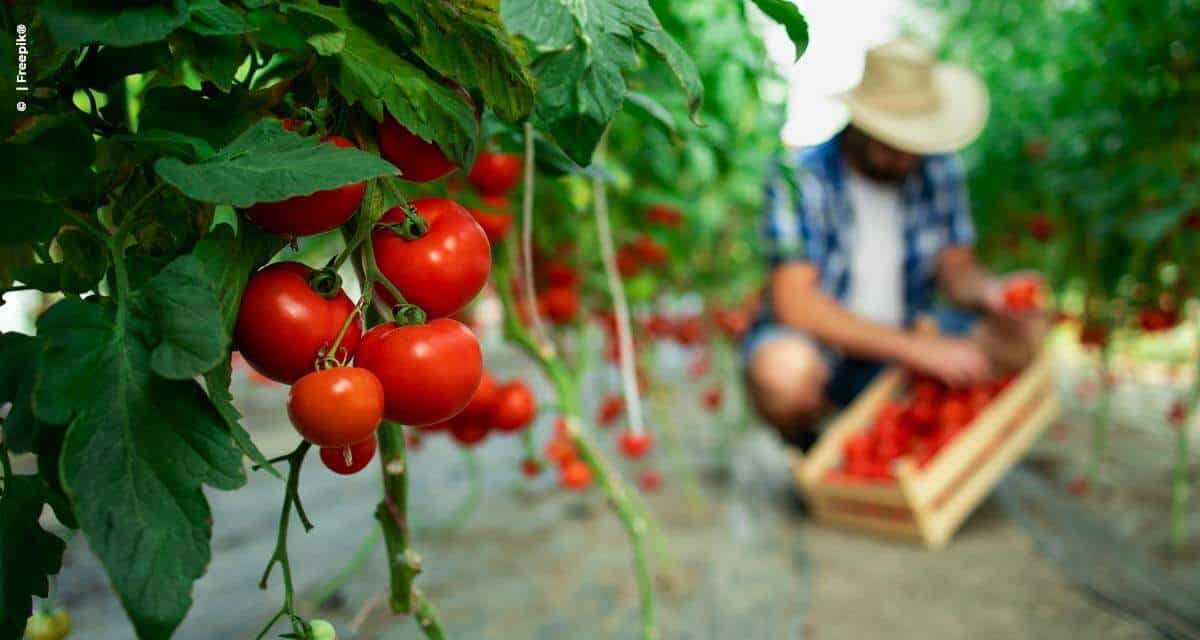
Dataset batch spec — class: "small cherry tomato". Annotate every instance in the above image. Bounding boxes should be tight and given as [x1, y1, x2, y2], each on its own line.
[539, 286, 579, 324]
[492, 379, 537, 433]
[308, 618, 338, 640]
[457, 370, 500, 421]
[1001, 276, 1042, 312]
[702, 387, 723, 412]
[521, 457, 542, 477]
[638, 469, 663, 493]
[467, 194, 513, 244]
[644, 204, 683, 226]
[617, 430, 653, 459]
[25, 608, 71, 640]
[234, 263, 361, 384]
[354, 318, 483, 425]
[243, 135, 366, 237]
[545, 437, 576, 465]
[468, 151, 523, 196]
[450, 420, 490, 446]
[597, 393, 623, 427]
[320, 436, 378, 475]
[288, 367, 385, 447]
[373, 198, 491, 318]
[378, 112, 458, 182]
[559, 458, 592, 491]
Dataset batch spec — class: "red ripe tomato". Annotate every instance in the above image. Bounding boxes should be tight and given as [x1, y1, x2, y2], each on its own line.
[617, 430, 653, 459]
[638, 469, 663, 493]
[466, 194, 513, 244]
[553, 416, 570, 437]
[377, 112, 458, 182]
[1029, 213, 1054, 241]
[1138, 307, 1179, 332]
[906, 399, 937, 434]
[1002, 276, 1041, 312]
[968, 386, 993, 413]
[938, 397, 972, 432]
[545, 436, 576, 465]
[911, 376, 943, 405]
[1079, 322, 1109, 348]
[373, 198, 491, 318]
[1169, 401, 1188, 427]
[616, 247, 641, 278]
[521, 458, 542, 477]
[468, 151, 523, 196]
[842, 432, 872, 462]
[320, 436, 378, 475]
[450, 420, 489, 447]
[644, 204, 683, 226]
[235, 262, 361, 384]
[712, 308, 750, 339]
[288, 367, 385, 447]
[674, 317, 704, 346]
[559, 458, 592, 491]
[244, 135, 366, 237]
[1184, 210, 1200, 231]
[632, 235, 669, 266]
[354, 318, 483, 425]
[543, 260, 579, 287]
[539, 286, 579, 324]
[597, 393, 623, 427]
[645, 314, 673, 338]
[492, 380, 537, 433]
[702, 387, 723, 412]
[458, 370, 500, 421]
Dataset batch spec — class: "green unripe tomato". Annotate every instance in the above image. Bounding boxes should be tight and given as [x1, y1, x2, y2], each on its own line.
[25, 608, 71, 640]
[624, 272, 658, 303]
[308, 619, 337, 640]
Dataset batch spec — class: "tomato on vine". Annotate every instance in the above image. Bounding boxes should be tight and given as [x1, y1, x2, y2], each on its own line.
[234, 262, 361, 384]
[450, 420, 490, 446]
[377, 112, 458, 183]
[597, 393, 624, 427]
[458, 370, 500, 420]
[468, 151, 523, 196]
[24, 609, 71, 640]
[467, 194, 514, 244]
[521, 458, 542, 477]
[617, 431, 654, 459]
[559, 459, 593, 491]
[354, 317, 483, 425]
[372, 198, 492, 318]
[491, 380, 537, 433]
[539, 286, 579, 324]
[319, 436, 378, 475]
[288, 367, 385, 447]
[644, 204, 683, 227]
[243, 135, 366, 237]
[307, 618, 338, 640]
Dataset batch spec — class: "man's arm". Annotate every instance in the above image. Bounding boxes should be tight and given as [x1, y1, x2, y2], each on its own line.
[936, 245, 993, 311]
[772, 261, 992, 386]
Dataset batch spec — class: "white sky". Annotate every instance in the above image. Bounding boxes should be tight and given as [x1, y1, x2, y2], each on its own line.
[761, 0, 925, 147]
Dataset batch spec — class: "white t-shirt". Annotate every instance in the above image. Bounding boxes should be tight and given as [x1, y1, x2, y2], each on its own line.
[843, 163, 905, 327]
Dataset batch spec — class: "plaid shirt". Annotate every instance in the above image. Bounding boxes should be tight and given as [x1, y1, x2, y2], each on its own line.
[761, 132, 976, 325]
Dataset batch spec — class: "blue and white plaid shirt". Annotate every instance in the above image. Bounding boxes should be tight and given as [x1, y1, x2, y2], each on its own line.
[761, 131, 976, 326]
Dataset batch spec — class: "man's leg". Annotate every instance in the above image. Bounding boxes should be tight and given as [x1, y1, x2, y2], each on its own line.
[745, 335, 829, 447]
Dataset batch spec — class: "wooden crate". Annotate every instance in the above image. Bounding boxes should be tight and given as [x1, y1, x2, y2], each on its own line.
[789, 351, 1061, 549]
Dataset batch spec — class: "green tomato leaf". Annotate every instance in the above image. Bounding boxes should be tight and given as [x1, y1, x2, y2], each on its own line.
[185, 0, 257, 36]
[379, 0, 535, 123]
[57, 227, 109, 295]
[0, 200, 65, 245]
[1124, 205, 1187, 243]
[32, 294, 246, 639]
[638, 29, 704, 124]
[747, 0, 808, 60]
[285, 3, 479, 168]
[0, 114, 96, 203]
[192, 222, 284, 333]
[0, 332, 52, 454]
[204, 355, 281, 478]
[172, 31, 248, 92]
[0, 475, 66, 640]
[39, 0, 191, 47]
[624, 90, 676, 136]
[140, 86, 268, 149]
[132, 255, 229, 380]
[111, 129, 218, 163]
[155, 119, 397, 207]
[500, 0, 575, 49]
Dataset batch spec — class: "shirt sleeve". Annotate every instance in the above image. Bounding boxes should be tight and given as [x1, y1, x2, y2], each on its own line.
[761, 155, 818, 267]
[941, 155, 976, 246]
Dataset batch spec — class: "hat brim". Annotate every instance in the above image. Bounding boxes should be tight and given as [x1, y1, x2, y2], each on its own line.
[838, 64, 989, 155]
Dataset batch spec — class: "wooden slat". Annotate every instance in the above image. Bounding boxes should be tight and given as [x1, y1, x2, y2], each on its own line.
[922, 393, 1061, 548]
[906, 353, 1052, 507]
[807, 477, 908, 507]
[812, 508, 925, 543]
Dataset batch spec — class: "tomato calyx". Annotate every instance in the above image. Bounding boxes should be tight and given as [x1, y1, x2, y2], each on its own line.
[307, 268, 344, 300]
[389, 302, 428, 327]
[377, 203, 429, 240]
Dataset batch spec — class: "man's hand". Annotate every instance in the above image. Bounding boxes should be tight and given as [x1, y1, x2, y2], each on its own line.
[898, 334, 993, 388]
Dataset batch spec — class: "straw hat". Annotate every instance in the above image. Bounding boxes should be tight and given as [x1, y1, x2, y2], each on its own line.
[838, 38, 989, 154]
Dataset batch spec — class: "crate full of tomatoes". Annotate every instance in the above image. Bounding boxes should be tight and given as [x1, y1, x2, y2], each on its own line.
[790, 352, 1060, 549]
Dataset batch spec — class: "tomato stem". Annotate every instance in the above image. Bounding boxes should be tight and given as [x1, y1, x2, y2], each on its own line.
[519, 121, 557, 359]
[255, 441, 313, 640]
[494, 242, 660, 640]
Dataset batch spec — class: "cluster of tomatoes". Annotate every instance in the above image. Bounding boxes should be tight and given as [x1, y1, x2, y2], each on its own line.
[232, 110, 524, 475]
[422, 371, 536, 446]
[831, 374, 1014, 482]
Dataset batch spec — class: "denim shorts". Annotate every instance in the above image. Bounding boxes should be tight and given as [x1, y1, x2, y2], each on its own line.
[741, 308, 977, 407]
